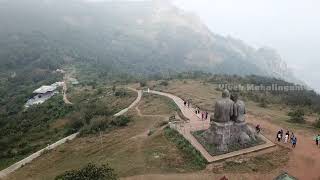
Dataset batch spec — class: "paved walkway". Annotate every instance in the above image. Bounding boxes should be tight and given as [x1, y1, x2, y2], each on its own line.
[0, 88, 142, 179]
[114, 88, 142, 117]
[148, 90, 275, 163]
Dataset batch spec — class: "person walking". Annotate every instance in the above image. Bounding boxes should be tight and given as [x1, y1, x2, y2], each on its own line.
[184, 100, 187, 107]
[277, 130, 282, 142]
[292, 136, 297, 148]
[284, 131, 290, 143]
[256, 124, 261, 134]
[284, 133, 289, 143]
[290, 132, 295, 143]
[280, 129, 284, 140]
[205, 111, 208, 120]
[314, 134, 320, 147]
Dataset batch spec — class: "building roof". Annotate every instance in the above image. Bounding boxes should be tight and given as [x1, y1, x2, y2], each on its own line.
[33, 85, 57, 94]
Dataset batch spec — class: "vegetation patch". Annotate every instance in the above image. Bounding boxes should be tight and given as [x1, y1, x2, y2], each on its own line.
[163, 127, 207, 170]
[80, 116, 133, 135]
[288, 109, 305, 124]
[0, 86, 136, 170]
[314, 117, 320, 128]
[139, 94, 179, 115]
[0, 95, 74, 170]
[55, 163, 118, 180]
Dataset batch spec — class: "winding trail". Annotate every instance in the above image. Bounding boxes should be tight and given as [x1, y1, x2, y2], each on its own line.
[62, 73, 73, 105]
[114, 88, 142, 117]
[0, 88, 142, 179]
[62, 81, 72, 105]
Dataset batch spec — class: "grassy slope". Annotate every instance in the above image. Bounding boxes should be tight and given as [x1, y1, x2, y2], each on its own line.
[7, 79, 318, 179]
[0, 86, 136, 172]
[6, 89, 196, 180]
[139, 93, 179, 115]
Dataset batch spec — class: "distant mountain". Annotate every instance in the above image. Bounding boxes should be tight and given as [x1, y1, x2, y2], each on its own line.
[0, 0, 302, 84]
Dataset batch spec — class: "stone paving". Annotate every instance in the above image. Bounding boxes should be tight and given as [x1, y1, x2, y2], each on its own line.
[149, 90, 276, 163]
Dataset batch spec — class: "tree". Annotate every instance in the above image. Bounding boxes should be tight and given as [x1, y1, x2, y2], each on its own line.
[314, 117, 320, 128]
[288, 109, 305, 123]
[55, 163, 118, 180]
[139, 81, 146, 87]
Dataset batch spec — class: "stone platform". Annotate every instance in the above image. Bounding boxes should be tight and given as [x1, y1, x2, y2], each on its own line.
[202, 121, 259, 154]
[148, 90, 276, 163]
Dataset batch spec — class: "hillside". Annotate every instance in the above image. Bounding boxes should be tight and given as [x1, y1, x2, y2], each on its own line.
[0, 0, 300, 84]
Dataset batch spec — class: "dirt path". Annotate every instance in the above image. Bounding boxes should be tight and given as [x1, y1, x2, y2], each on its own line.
[62, 81, 73, 105]
[62, 73, 73, 105]
[0, 88, 142, 179]
[135, 106, 168, 119]
[247, 114, 320, 180]
[114, 88, 142, 117]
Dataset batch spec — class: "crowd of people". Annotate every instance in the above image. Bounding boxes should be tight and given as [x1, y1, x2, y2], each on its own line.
[276, 129, 297, 148]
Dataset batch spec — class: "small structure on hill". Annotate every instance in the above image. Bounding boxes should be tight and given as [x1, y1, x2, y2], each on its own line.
[69, 78, 79, 85]
[56, 69, 65, 73]
[25, 82, 64, 108]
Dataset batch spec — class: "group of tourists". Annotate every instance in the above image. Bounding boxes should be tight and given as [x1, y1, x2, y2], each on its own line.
[314, 134, 320, 147]
[276, 129, 297, 148]
[194, 106, 209, 120]
[183, 100, 208, 120]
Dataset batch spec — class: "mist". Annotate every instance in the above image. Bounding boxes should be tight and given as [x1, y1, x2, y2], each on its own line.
[173, 0, 320, 92]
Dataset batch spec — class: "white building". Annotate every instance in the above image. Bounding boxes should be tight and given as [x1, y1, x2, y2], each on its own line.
[25, 82, 64, 108]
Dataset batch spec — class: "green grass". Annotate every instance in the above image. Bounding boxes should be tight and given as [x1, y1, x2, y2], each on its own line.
[164, 127, 207, 170]
[139, 94, 179, 115]
[0, 87, 137, 171]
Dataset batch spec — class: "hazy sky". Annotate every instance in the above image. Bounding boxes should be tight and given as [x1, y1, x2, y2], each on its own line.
[173, 0, 320, 92]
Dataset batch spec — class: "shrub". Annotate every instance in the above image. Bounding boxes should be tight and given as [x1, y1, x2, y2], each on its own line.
[111, 116, 132, 127]
[55, 163, 118, 180]
[80, 117, 111, 135]
[159, 80, 169, 86]
[288, 109, 305, 123]
[259, 97, 269, 108]
[139, 81, 146, 87]
[314, 118, 320, 128]
[114, 89, 127, 97]
[164, 127, 207, 170]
